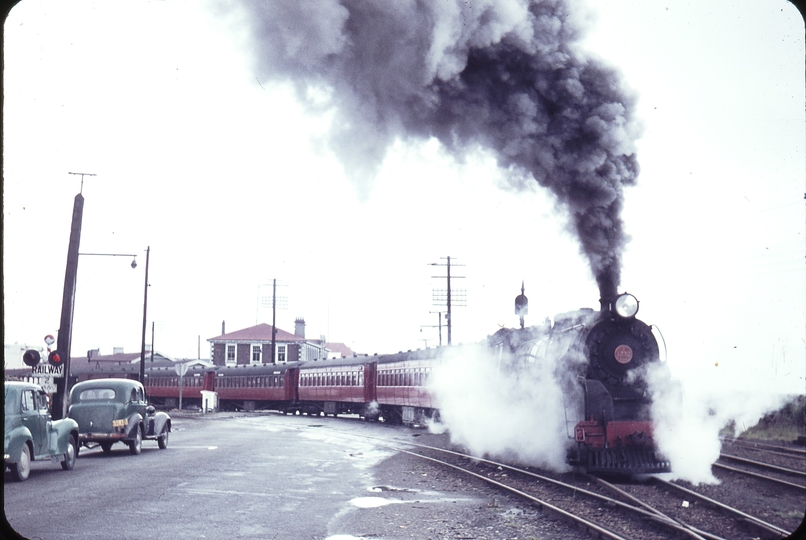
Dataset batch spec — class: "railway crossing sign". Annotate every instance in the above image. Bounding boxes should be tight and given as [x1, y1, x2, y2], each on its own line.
[32, 364, 64, 377]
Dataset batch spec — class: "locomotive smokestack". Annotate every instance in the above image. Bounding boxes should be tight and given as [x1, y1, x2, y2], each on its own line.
[599, 283, 618, 312]
[236, 1, 641, 291]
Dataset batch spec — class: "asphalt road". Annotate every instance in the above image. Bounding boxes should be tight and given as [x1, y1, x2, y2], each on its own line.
[4, 412, 488, 540]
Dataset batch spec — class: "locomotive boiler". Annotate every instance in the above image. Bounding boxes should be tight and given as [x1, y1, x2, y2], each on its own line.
[492, 291, 670, 474]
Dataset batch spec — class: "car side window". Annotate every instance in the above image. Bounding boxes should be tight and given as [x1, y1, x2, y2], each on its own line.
[21, 390, 35, 412]
[130, 389, 137, 402]
[138, 387, 144, 402]
[38, 392, 49, 412]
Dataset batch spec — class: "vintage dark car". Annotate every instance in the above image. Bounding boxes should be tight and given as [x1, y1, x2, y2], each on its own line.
[67, 378, 171, 454]
[4, 381, 80, 481]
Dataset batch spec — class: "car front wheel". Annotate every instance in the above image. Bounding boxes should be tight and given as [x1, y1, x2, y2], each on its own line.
[11, 443, 31, 482]
[129, 425, 142, 455]
[61, 434, 77, 470]
[157, 427, 169, 450]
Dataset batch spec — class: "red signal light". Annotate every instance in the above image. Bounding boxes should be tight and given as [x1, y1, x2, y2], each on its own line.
[23, 349, 41, 367]
[48, 350, 64, 366]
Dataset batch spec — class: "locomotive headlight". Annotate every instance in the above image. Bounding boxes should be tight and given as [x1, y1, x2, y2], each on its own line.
[614, 293, 639, 318]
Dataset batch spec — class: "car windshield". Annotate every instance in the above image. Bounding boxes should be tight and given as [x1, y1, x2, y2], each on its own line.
[78, 388, 116, 401]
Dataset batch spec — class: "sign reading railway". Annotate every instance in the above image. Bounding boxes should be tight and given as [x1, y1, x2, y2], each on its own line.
[32, 364, 64, 377]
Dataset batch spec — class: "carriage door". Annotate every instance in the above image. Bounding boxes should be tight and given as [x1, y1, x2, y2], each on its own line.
[203, 371, 216, 392]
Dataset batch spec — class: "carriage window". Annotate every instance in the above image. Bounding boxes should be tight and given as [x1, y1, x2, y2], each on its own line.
[21, 390, 35, 412]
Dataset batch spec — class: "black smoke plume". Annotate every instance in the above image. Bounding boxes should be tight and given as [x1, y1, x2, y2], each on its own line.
[233, 0, 641, 298]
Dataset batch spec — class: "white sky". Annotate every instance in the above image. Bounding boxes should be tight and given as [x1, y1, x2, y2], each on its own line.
[4, 0, 804, 396]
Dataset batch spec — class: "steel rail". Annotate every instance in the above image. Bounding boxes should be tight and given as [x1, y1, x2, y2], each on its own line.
[712, 462, 806, 492]
[654, 478, 792, 538]
[719, 453, 806, 478]
[386, 440, 716, 540]
[721, 439, 806, 457]
[394, 448, 633, 540]
[588, 476, 723, 540]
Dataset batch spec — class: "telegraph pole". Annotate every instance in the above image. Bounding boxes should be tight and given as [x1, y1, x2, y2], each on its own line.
[139, 246, 150, 384]
[54, 171, 95, 420]
[420, 311, 444, 347]
[69, 171, 96, 194]
[271, 279, 277, 363]
[430, 256, 466, 345]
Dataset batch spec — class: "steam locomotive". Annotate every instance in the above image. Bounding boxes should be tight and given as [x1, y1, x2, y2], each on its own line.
[491, 291, 670, 474]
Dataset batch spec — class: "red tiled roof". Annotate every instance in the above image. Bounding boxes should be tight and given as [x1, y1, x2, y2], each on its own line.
[208, 323, 304, 343]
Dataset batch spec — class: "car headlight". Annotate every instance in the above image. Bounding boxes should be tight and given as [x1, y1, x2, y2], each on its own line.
[614, 293, 639, 318]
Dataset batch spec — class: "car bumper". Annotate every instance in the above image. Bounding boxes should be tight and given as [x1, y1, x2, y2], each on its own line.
[79, 433, 128, 442]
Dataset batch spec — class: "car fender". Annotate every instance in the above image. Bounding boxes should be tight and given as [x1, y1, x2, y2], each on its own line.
[48, 418, 79, 456]
[149, 412, 171, 437]
[124, 413, 144, 440]
[4, 426, 33, 463]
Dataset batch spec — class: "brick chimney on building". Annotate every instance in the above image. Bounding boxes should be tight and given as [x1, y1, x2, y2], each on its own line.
[294, 317, 306, 338]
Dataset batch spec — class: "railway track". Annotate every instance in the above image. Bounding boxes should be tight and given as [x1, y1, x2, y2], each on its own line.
[400, 445, 800, 540]
[713, 460, 806, 492]
[655, 478, 793, 539]
[721, 438, 806, 458]
[407, 444, 723, 539]
[320, 423, 799, 539]
[716, 438, 806, 493]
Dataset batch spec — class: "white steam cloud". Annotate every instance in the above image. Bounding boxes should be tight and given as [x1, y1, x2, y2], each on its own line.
[646, 362, 793, 485]
[427, 325, 587, 471]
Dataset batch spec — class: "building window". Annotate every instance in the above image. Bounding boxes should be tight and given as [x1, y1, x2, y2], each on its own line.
[251, 344, 262, 364]
[226, 344, 236, 366]
[277, 344, 286, 363]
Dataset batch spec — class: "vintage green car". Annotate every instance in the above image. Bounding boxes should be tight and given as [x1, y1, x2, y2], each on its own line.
[68, 378, 171, 454]
[4, 381, 79, 481]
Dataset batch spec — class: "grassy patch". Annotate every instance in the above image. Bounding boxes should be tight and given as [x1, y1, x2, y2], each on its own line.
[729, 395, 806, 442]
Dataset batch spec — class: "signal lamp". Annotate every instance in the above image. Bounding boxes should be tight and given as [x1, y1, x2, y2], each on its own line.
[48, 350, 65, 366]
[614, 293, 639, 318]
[22, 349, 41, 367]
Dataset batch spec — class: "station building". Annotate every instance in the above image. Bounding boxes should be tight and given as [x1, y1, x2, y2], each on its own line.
[207, 318, 355, 367]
